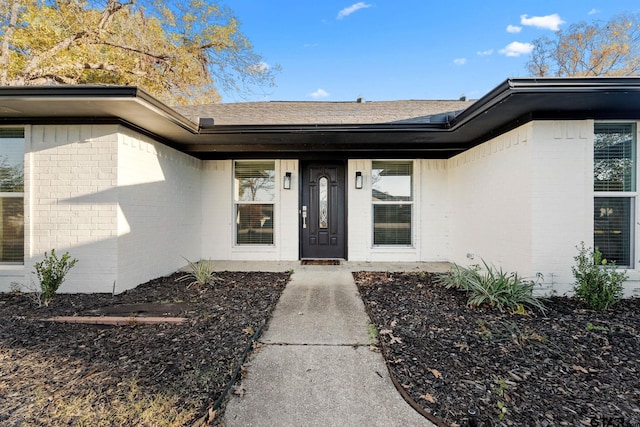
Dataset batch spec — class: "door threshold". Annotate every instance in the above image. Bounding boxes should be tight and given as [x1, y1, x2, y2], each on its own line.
[300, 259, 343, 266]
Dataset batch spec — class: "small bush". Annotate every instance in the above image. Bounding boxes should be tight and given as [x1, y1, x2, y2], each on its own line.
[572, 242, 626, 311]
[440, 260, 546, 314]
[438, 263, 477, 291]
[177, 258, 216, 288]
[33, 249, 78, 306]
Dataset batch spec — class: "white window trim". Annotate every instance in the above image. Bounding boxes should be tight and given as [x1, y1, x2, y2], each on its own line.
[232, 160, 278, 247]
[0, 128, 25, 265]
[593, 122, 637, 269]
[371, 159, 415, 248]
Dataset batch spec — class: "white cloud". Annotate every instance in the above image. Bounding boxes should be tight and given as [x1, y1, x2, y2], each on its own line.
[310, 88, 329, 99]
[588, 8, 600, 15]
[506, 25, 522, 33]
[247, 62, 270, 74]
[477, 49, 494, 56]
[453, 58, 466, 65]
[499, 41, 534, 57]
[337, 2, 371, 20]
[520, 14, 565, 31]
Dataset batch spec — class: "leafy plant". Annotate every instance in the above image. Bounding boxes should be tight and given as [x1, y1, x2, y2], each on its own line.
[440, 260, 546, 314]
[586, 322, 609, 332]
[492, 378, 511, 420]
[572, 242, 626, 311]
[33, 249, 78, 307]
[177, 258, 217, 288]
[438, 263, 478, 291]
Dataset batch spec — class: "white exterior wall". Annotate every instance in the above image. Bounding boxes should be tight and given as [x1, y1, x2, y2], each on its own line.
[348, 159, 448, 262]
[447, 120, 639, 296]
[116, 128, 202, 292]
[530, 121, 594, 294]
[4, 119, 640, 297]
[447, 124, 534, 275]
[25, 125, 119, 293]
[201, 159, 299, 261]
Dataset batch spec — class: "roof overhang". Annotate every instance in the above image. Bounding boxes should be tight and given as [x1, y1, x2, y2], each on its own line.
[2, 78, 640, 159]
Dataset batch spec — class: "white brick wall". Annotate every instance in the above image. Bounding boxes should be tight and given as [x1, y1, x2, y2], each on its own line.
[347, 159, 371, 261]
[347, 159, 448, 262]
[447, 124, 534, 275]
[530, 121, 594, 295]
[201, 159, 299, 261]
[4, 119, 639, 297]
[1, 124, 203, 294]
[116, 128, 202, 292]
[25, 125, 119, 293]
[447, 120, 638, 296]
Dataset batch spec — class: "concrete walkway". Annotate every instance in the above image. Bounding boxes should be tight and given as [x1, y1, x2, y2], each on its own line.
[223, 263, 441, 427]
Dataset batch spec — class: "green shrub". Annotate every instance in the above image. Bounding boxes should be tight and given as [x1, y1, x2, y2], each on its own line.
[33, 249, 78, 306]
[177, 258, 216, 288]
[440, 260, 546, 314]
[572, 242, 626, 311]
[438, 262, 477, 291]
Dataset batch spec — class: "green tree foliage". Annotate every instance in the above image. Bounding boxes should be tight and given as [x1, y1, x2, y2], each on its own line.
[0, 0, 277, 104]
[527, 13, 640, 77]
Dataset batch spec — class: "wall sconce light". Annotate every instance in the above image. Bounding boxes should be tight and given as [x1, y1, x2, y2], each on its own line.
[355, 171, 363, 189]
[283, 172, 292, 190]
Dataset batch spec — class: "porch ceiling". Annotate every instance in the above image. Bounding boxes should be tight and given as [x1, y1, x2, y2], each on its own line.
[2, 78, 640, 159]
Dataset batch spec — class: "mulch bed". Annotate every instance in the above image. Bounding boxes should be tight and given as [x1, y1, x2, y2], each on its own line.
[354, 271, 640, 427]
[0, 271, 289, 426]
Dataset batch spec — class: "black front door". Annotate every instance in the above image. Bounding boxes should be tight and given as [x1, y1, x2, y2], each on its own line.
[300, 161, 346, 259]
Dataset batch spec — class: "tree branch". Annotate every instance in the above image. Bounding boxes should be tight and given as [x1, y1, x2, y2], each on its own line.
[93, 40, 171, 62]
[0, 0, 21, 85]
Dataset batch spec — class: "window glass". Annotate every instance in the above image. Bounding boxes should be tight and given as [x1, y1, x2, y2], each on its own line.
[236, 204, 274, 244]
[372, 161, 413, 246]
[372, 161, 412, 201]
[594, 123, 635, 192]
[594, 197, 632, 266]
[593, 124, 635, 267]
[234, 161, 275, 245]
[234, 161, 275, 202]
[373, 204, 412, 245]
[0, 129, 24, 263]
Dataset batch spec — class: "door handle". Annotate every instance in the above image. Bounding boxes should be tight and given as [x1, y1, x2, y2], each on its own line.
[302, 205, 307, 229]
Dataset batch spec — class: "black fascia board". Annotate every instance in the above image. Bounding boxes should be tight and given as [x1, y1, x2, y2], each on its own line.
[449, 76, 640, 129]
[0, 85, 201, 135]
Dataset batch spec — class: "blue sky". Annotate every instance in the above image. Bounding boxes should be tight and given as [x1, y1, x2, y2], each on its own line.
[222, 1, 640, 103]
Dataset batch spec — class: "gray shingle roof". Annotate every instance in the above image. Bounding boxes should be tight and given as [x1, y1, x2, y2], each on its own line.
[174, 99, 474, 126]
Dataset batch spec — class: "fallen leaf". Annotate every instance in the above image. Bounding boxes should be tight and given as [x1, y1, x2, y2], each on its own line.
[430, 368, 442, 379]
[420, 393, 436, 403]
[379, 329, 392, 335]
[388, 335, 402, 345]
[572, 365, 589, 374]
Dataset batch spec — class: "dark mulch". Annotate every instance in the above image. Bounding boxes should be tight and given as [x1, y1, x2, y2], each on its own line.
[354, 271, 640, 427]
[0, 271, 290, 426]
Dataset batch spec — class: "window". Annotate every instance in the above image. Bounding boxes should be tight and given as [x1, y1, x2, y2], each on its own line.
[0, 129, 24, 263]
[594, 123, 635, 266]
[372, 161, 413, 245]
[234, 161, 275, 245]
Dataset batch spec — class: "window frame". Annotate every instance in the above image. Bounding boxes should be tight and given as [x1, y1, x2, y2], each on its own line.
[233, 160, 276, 246]
[593, 122, 637, 268]
[0, 128, 25, 265]
[371, 160, 414, 247]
